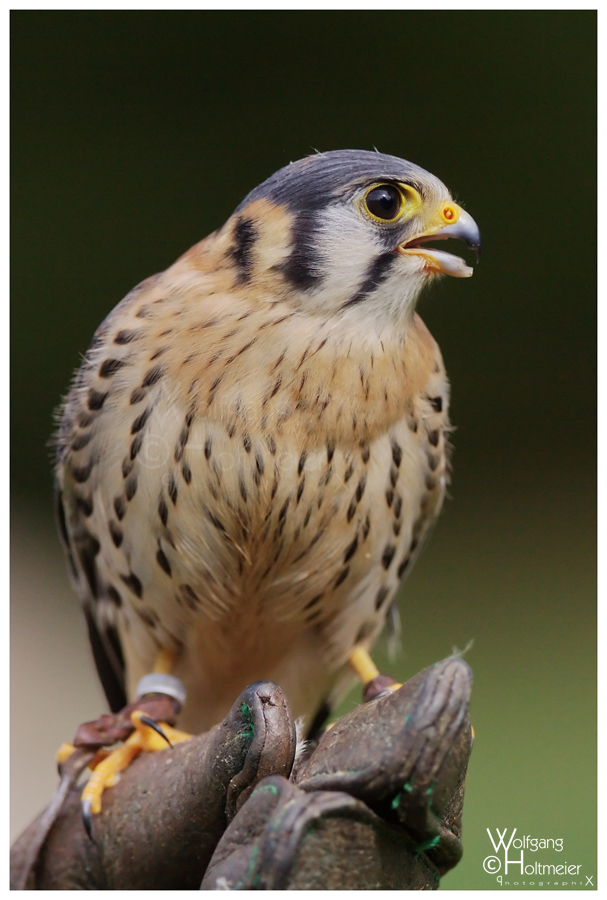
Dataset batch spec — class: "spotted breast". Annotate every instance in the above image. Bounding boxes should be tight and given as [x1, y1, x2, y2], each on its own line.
[55, 150, 478, 733]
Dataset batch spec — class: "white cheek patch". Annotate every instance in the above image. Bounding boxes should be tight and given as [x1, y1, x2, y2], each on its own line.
[303, 205, 432, 329]
[359, 257, 429, 326]
[309, 205, 383, 310]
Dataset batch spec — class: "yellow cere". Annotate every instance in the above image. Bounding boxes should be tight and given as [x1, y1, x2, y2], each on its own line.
[440, 203, 460, 224]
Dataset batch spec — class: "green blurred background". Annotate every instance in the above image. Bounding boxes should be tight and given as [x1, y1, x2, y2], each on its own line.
[11, 10, 596, 887]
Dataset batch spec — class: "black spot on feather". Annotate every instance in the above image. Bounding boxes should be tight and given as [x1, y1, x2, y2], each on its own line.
[398, 557, 410, 578]
[382, 544, 396, 569]
[120, 570, 143, 598]
[393, 495, 402, 519]
[71, 431, 92, 451]
[375, 585, 390, 610]
[334, 566, 350, 588]
[130, 388, 146, 405]
[55, 491, 69, 547]
[296, 477, 305, 504]
[209, 512, 226, 533]
[75, 495, 93, 517]
[99, 358, 126, 378]
[391, 439, 402, 468]
[114, 329, 141, 345]
[179, 426, 190, 449]
[168, 473, 177, 504]
[130, 434, 143, 460]
[255, 450, 265, 476]
[106, 586, 123, 607]
[88, 389, 108, 410]
[131, 407, 152, 434]
[180, 583, 201, 609]
[343, 535, 359, 563]
[156, 545, 172, 576]
[114, 496, 126, 520]
[304, 593, 324, 610]
[72, 460, 93, 483]
[125, 474, 137, 501]
[109, 520, 123, 548]
[77, 412, 96, 428]
[142, 365, 164, 387]
[76, 531, 100, 598]
[355, 475, 367, 502]
[158, 499, 168, 526]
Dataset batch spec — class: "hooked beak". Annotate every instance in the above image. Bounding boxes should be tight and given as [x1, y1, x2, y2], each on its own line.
[397, 206, 481, 278]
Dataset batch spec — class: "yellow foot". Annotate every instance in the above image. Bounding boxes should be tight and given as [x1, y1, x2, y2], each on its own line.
[348, 645, 402, 700]
[349, 645, 381, 683]
[65, 711, 191, 837]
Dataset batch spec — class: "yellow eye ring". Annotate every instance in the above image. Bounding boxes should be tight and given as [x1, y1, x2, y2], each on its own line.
[362, 183, 407, 224]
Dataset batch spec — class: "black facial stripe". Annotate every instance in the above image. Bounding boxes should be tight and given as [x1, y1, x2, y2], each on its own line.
[278, 210, 324, 290]
[342, 252, 396, 308]
[76, 531, 101, 599]
[229, 217, 258, 282]
[375, 222, 412, 253]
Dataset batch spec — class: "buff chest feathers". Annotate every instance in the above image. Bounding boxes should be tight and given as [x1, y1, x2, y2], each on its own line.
[55, 149, 480, 734]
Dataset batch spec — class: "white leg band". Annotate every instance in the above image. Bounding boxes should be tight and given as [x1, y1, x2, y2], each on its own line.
[136, 673, 186, 706]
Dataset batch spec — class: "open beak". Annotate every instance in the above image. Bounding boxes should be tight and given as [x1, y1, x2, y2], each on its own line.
[397, 206, 481, 278]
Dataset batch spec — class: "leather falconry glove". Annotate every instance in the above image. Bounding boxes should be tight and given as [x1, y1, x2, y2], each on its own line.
[11, 657, 472, 890]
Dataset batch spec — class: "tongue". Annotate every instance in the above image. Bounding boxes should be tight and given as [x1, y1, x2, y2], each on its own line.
[404, 247, 474, 278]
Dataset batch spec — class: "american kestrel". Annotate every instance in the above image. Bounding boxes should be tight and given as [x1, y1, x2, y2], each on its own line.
[55, 150, 480, 819]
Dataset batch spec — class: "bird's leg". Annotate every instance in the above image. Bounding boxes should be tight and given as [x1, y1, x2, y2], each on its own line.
[56, 648, 192, 837]
[348, 646, 403, 702]
[153, 645, 176, 675]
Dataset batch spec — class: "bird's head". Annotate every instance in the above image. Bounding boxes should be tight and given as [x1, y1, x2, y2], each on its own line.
[227, 149, 480, 329]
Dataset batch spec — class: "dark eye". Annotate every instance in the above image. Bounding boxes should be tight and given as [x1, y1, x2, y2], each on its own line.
[364, 185, 404, 222]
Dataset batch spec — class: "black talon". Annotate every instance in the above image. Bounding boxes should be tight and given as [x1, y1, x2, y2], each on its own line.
[81, 799, 95, 842]
[139, 715, 173, 748]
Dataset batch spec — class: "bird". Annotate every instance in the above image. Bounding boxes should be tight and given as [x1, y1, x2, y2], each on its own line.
[54, 149, 480, 819]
